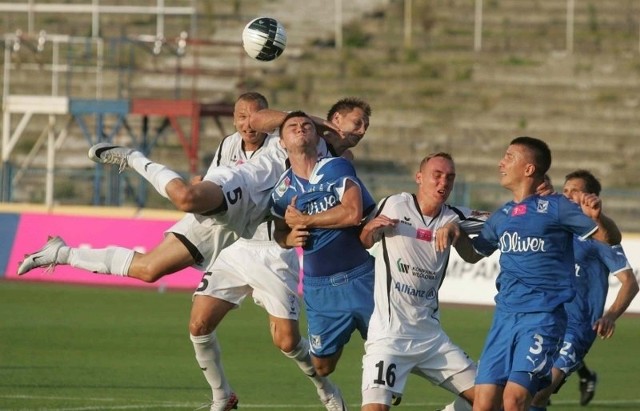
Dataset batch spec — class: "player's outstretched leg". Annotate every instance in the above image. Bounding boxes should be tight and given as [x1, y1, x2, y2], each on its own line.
[17, 236, 67, 275]
[88, 142, 181, 200]
[18, 236, 135, 277]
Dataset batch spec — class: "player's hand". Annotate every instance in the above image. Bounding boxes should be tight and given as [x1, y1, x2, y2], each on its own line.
[435, 222, 460, 252]
[367, 215, 398, 241]
[285, 196, 306, 228]
[579, 192, 602, 220]
[287, 225, 309, 248]
[319, 121, 343, 140]
[535, 176, 555, 196]
[593, 314, 616, 339]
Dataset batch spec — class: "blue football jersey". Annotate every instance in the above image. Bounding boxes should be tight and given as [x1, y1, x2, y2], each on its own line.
[566, 241, 630, 334]
[271, 157, 376, 277]
[472, 194, 598, 312]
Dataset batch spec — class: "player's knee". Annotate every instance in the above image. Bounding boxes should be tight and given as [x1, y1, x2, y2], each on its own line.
[274, 334, 298, 353]
[189, 317, 215, 336]
[269, 319, 300, 353]
[502, 394, 527, 411]
[472, 396, 498, 411]
[128, 258, 163, 283]
[132, 267, 163, 283]
[313, 361, 336, 377]
[315, 366, 334, 377]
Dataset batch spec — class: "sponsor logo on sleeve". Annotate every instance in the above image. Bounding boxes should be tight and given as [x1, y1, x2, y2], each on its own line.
[511, 204, 527, 216]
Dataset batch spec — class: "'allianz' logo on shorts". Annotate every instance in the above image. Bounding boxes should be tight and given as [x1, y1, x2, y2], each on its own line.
[499, 231, 546, 253]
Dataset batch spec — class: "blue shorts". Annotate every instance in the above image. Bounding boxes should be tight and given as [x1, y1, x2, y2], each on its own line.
[475, 307, 567, 396]
[553, 328, 595, 375]
[303, 257, 375, 358]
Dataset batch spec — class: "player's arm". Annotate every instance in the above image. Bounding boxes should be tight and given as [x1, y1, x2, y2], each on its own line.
[285, 180, 364, 229]
[359, 214, 398, 249]
[595, 212, 622, 245]
[536, 174, 555, 196]
[249, 109, 287, 133]
[164, 179, 226, 215]
[437, 222, 484, 263]
[593, 268, 639, 339]
[250, 109, 336, 135]
[273, 217, 309, 249]
[579, 193, 622, 245]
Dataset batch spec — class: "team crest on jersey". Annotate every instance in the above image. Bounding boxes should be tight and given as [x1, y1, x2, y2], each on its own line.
[275, 176, 291, 196]
[309, 334, 322, 350]
[536, 199, 549, 213]
[416, 228, 433, 242]
[511, 204, 527, 216]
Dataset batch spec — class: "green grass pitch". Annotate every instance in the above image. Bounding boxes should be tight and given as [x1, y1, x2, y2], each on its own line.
[1, 280, 639, 410]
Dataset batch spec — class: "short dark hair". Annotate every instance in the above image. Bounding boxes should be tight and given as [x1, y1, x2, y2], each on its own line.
[510, 136, 551, 178]
[326, 97, 372, 121]
[278, 110, 310, 136]
[236, 92, 268, 109]
[565, 169, 602, 195]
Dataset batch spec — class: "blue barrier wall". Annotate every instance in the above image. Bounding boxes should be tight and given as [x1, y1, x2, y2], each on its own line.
[0, 212, 20, 277]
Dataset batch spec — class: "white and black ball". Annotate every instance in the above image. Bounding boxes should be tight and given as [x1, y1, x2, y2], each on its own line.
[242, 17, 287, 62]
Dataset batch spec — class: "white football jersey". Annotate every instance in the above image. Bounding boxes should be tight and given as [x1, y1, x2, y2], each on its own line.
[206, 131, 281, 171]
[367, 192, 487, 341]
[202, 133, 332, 240]
[206, 131, 281, 241]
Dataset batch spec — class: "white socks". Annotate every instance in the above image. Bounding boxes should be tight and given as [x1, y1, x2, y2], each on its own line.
[190, 334, 333, 403]
[191, 331, 231, 401]
[65, 247, 134, 276]
[442, 396, 473, 411]
[282, 338, 335, 399]
[128, 151, 182, 199]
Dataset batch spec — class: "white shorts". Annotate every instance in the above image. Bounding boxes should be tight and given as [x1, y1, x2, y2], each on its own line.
[193, 239, 301, 320]
[166, 213, 239, 270]
[361, 332, 476, 406]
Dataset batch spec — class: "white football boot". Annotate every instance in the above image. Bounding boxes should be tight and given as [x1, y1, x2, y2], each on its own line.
[17, 236, 66, 275]
[88, 142, 133, 172]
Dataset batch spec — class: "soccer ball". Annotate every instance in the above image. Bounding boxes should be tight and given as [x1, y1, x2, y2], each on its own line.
[242, 17, 287, 62]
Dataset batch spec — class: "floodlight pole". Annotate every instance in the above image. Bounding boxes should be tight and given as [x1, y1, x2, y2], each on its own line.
[403, 0, 412, 50]
[334, 0, 342, 50]
[92, 0, 99, 37]
[474, 0, 483, 52]
[566, 0, 574, 54]
[156, 0, 164, 39]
